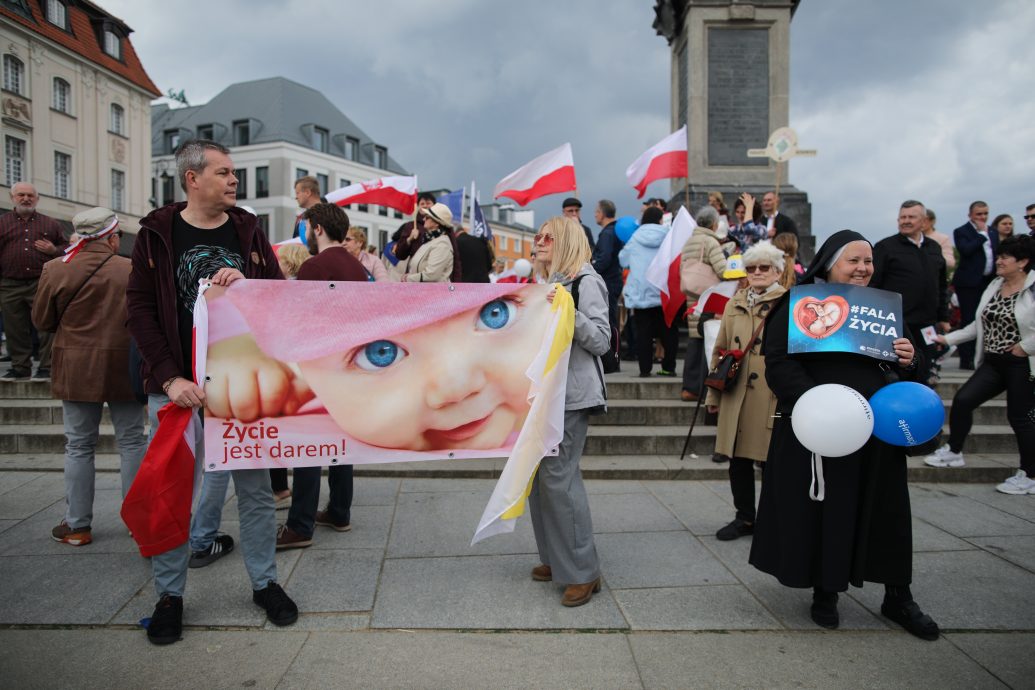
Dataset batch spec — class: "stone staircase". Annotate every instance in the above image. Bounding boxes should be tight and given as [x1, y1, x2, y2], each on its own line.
[0, 361, 1020, 483]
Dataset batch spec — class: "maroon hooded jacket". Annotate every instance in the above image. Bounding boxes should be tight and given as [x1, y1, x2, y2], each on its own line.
[126, 202, 283, 394]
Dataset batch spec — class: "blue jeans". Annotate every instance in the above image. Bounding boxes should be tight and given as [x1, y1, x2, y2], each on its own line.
[62, 400, 146, 528]
[188, 469, 231, 552]
[147, 394, 278, 597]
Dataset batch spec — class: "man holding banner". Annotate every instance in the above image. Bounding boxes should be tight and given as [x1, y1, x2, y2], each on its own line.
[127, 139, 297, 645]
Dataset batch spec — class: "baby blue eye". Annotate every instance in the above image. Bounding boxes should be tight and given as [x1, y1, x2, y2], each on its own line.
[354, 340, 407, 371]
[477, 299, 516, 330]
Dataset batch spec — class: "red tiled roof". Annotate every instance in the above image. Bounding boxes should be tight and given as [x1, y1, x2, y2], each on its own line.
[0, 1, 161, 97]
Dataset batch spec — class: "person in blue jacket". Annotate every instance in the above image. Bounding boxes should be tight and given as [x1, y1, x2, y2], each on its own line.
[619, 206, 677, 377]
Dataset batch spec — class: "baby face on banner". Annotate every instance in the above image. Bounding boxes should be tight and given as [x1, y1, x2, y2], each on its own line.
[298, 293, 551, 451]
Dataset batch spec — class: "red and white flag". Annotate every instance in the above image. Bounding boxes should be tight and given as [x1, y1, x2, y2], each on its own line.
[494, 143, 576, 206]
[327, 175, 418, 214]
[625, 126, 688, 199]
[646, 206, 694, 326]
[691, 280, 739, 316]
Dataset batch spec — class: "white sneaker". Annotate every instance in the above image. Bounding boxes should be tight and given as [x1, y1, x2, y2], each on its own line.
[923, 444, 965, 468]
[995, 470, 1035, 495]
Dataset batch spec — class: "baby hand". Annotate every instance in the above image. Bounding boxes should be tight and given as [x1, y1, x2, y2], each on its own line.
[205, 334, 314, 422]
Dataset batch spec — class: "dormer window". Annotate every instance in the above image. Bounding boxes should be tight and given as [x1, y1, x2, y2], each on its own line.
[103, 30, 121, 60]
[46, 0, 67, 29]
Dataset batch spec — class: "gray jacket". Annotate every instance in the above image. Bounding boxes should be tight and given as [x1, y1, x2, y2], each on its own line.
[552, 263, 610, 412]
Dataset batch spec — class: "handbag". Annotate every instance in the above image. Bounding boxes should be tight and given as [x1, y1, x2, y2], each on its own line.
[680, 244, 720, 298]
[704, 317, 767, 392]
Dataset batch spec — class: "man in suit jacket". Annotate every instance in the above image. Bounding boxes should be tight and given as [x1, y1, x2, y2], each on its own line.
[951, 200, 996, 369]
[761, 191, 798, 238]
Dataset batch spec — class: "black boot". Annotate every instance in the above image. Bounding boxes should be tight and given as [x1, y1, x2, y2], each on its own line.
[810, 588, 839, 629]
[882, 585, 939, 641]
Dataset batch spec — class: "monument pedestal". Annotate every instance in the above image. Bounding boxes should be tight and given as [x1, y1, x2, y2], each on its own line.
[654, 0, 814, 258]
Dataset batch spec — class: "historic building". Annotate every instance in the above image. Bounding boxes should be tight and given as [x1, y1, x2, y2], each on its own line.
[1, 0, 161, 230]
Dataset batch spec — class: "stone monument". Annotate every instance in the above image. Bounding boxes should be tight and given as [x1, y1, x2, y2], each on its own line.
[653, 0, 814, 256]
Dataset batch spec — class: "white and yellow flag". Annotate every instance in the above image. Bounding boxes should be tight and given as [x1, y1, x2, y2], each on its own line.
[472, 287, 575, 543]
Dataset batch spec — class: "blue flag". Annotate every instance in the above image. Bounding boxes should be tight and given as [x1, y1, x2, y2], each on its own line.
[438, 189, 465, 227]
[471, 199, 492, 241]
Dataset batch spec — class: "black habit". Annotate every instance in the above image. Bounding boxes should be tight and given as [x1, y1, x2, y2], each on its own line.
[748, 230, 923, 592]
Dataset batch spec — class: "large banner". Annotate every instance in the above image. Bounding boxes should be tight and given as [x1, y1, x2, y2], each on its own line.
[195, 280, 575, 542]
[787, 284, 903, 362]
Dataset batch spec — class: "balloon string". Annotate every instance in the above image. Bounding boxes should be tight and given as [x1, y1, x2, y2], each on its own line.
[809, 452, 825, 502]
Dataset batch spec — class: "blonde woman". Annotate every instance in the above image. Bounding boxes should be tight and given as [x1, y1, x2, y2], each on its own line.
[530, 216, 610, 607]
[276, 244, 311, 280]
[345, 227, 388, 281]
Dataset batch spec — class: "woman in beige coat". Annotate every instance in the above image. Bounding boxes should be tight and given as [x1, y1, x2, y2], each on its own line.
[404, 203, 456, 283]
[705, 241, 786, 540]
[680, 206, 728, 401]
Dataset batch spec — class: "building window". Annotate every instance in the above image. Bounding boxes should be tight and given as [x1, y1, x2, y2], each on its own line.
[394, 209, 403, 219]
[103, 30, 121, 60]
[161, 175, 175, 205]
[46, 0, 67, 28]
[110, 103, 125, 135]
[344, 137, 358, 161]
[339, 178, 351, 189]
[52, 78, 71, 114]
[257, 214, 270, 238]
[163, 129, 179, 154]
[236, 168, 247, 199]
[357, 203, 368, 213]
[312, 127, 328, 152]
[197, 124, 213, 140]
[379, 230, 388, 252]
[295, 168, 308, 180]
[3, 55, 24, 95]
[378, 205, 388, 217]
[4, 135, 24, 186]
[54, 152, 71, 199]
[111, 169, 125, 211]
[316, 173, 328, 195]
[374, 146, 387, 169]
[255, 166, 269, 198]
[233, 120, 250, 146]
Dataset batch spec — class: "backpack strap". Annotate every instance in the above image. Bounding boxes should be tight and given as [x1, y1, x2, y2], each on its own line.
[570, 275, 586, 308]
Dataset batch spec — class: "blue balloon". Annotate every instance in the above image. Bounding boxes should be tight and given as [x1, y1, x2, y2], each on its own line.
[615, 216, 638, 243]
[869, 382, 944, 447]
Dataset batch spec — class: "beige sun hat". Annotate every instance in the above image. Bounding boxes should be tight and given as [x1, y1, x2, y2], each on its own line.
[424, 203, 454, 230]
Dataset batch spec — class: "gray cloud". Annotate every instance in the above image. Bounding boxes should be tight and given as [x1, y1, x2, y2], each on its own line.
[106, 0, 1033, 244]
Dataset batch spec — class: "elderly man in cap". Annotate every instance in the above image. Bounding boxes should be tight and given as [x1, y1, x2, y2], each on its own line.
[562, 197, 596, 249]
[31, 208, 146, 546]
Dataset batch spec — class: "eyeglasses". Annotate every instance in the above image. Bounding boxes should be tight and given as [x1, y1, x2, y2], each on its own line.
[116, 230, 123, 238]
[1025, 215, 1035, 221]
[533, 233, 554, 245]
[745, 264, 772, 273]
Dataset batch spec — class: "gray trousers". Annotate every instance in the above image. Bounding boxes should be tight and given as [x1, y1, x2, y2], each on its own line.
[529, 409, 599, 586]
[62, 400, 146, 529]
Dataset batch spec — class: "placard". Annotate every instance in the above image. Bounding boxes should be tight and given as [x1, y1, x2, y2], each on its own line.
[787, 284, 903, 362]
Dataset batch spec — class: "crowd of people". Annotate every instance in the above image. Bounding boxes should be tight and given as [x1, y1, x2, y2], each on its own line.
[3, 137, 1035, 646]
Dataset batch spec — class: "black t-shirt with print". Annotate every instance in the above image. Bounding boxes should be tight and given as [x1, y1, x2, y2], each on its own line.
[172, 212, 243, 378]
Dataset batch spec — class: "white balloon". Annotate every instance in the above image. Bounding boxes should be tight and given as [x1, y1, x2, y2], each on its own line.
[513, 258, 532, 278]
[791, 384, 873, 457]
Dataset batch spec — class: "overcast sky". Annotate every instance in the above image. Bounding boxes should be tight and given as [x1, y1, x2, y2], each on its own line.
[105, 0, 1034, 246]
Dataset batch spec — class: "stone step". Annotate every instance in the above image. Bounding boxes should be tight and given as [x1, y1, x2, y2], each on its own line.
[582, 424, 1019, 456]
[594, 398, 1006, 426]
[2, 452, 1020, 484]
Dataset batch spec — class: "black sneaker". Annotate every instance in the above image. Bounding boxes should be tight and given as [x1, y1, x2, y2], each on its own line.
[146, 594, 183, 645]
[30, 367, 50, 381]
[188, 534, 234, 568]
[0, 368, 30, 381]
[716, 518, 753, 541]
[881, 598, 940, 641]
[253, 582, 298, 626]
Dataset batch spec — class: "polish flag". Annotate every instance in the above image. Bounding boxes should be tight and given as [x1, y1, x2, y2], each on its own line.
[494, 143, 576, 206]
[625, 126, 688, 199]
[327, 175, 418, 214]
[691, 280, 739, 316]
[646, 206, 694, 326]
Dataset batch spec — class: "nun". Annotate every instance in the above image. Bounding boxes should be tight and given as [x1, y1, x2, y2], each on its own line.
[749, 230, 940, 640]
